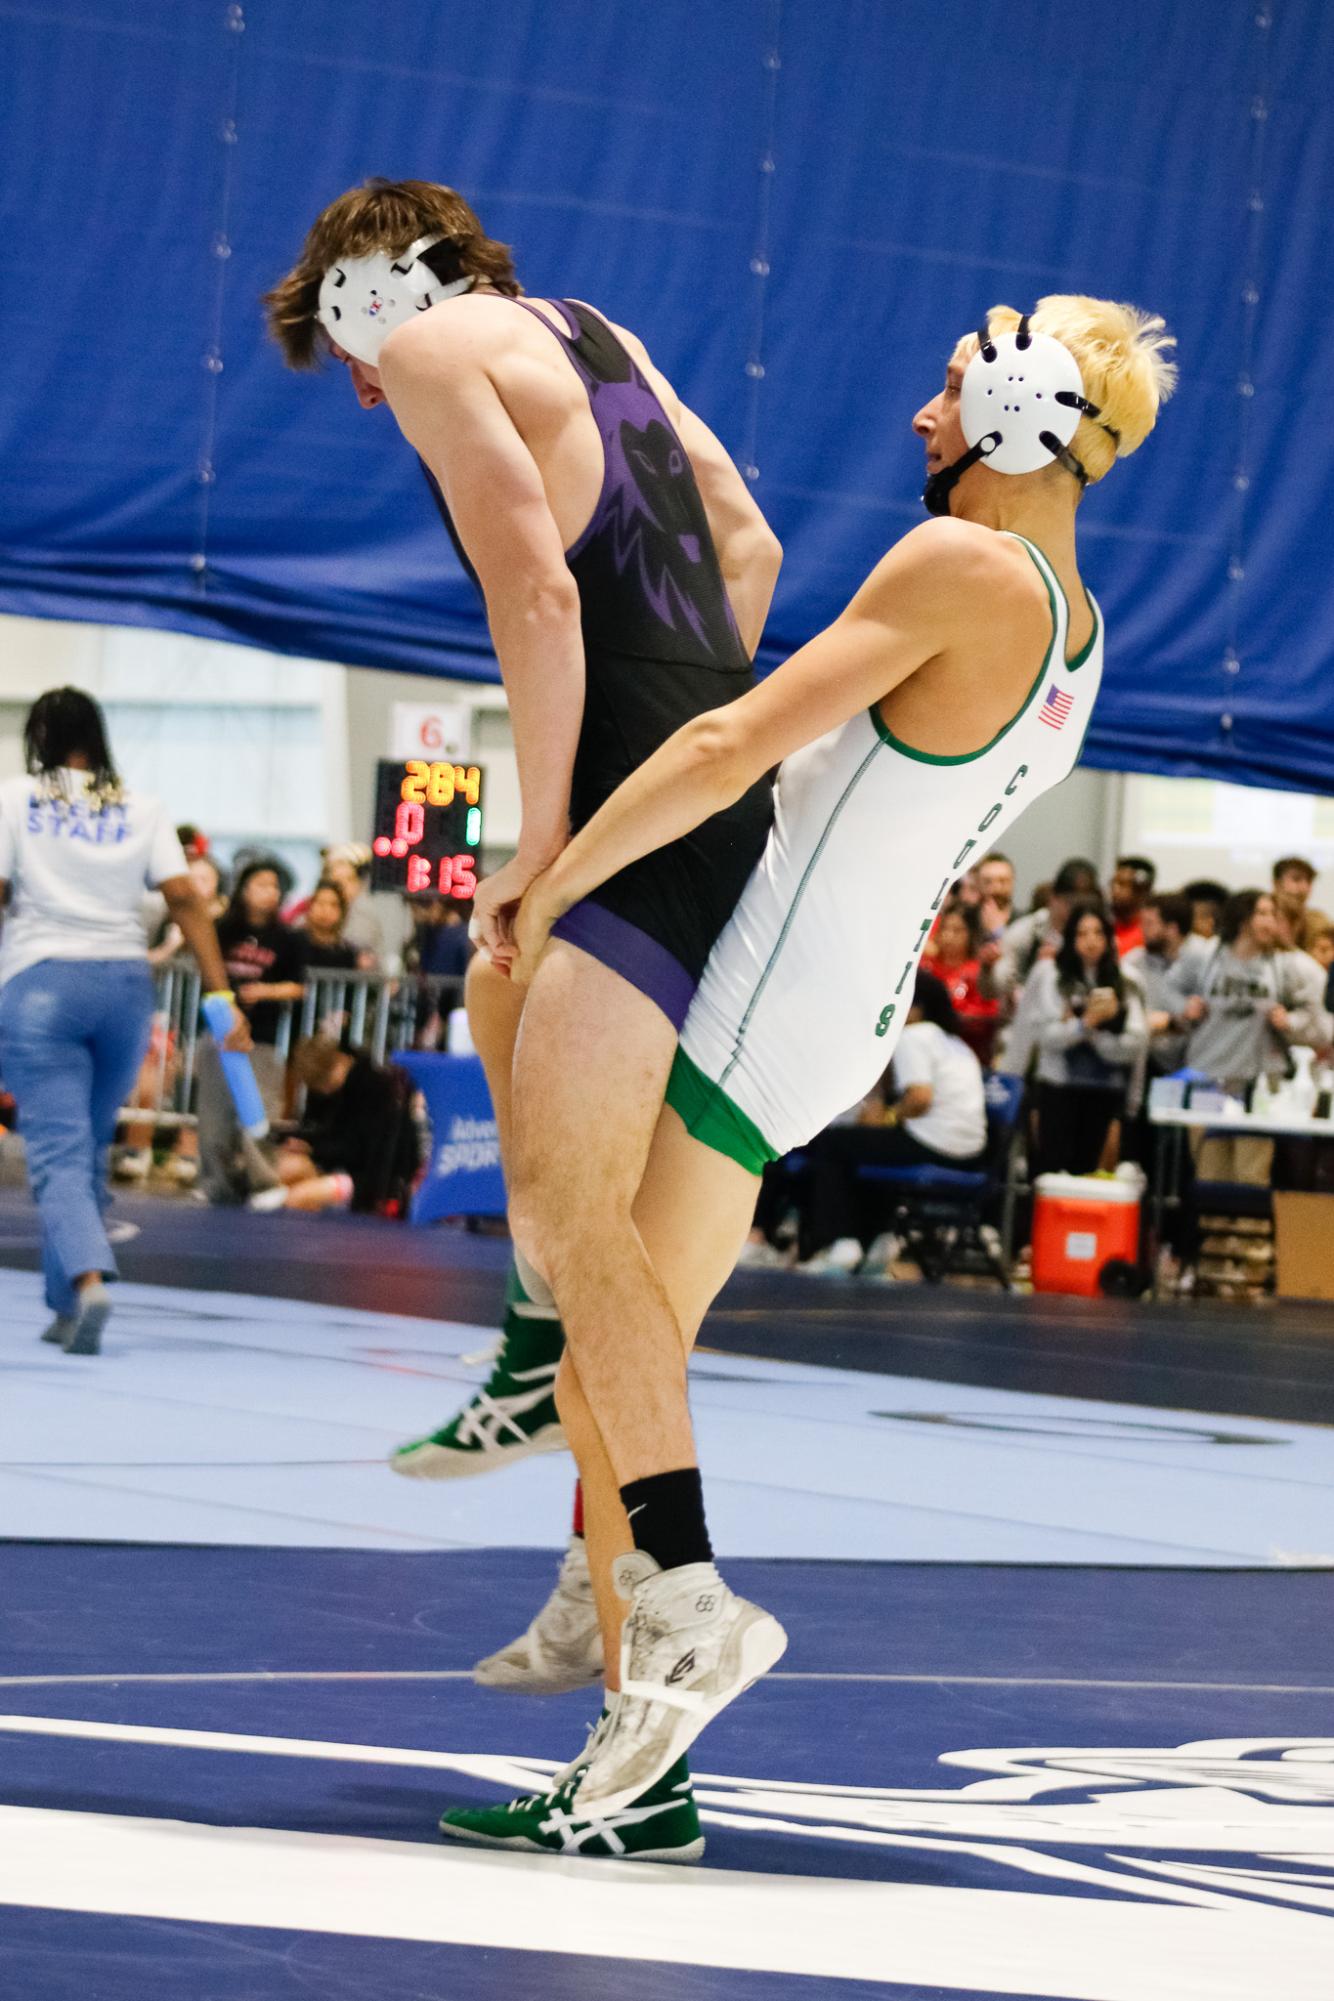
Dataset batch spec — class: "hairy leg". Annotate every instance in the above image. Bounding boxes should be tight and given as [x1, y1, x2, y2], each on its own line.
[553, 1105, 761, 1684]
[465, 949, 527, 1175]
[509, 941, 688, 1481]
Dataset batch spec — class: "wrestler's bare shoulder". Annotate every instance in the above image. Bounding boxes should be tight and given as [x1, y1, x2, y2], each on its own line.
[858, 517, 1044, 628]
[379, 293, 547, 379]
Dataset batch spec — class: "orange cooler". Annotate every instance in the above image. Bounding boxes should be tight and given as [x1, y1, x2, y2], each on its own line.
[1031, 1173, 1141, 1296]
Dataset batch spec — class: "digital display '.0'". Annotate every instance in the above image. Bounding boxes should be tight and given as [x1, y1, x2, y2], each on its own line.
[370, 759, 484, 899]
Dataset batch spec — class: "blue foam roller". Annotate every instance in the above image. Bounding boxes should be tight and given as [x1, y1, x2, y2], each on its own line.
[201, 995, 269, 1138]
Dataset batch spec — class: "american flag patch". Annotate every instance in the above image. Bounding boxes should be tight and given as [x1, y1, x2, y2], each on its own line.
[1038, 684, 1075, 731]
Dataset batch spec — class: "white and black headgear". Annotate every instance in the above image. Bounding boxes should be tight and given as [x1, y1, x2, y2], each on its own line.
[316, 235, 474, 367]
[923, 312, 1120, 517]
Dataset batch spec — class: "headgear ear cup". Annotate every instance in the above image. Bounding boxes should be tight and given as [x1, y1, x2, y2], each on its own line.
[959, 328, 1087, 475]
[316, 236, 473, 366]
[923, 311, 1105, 515]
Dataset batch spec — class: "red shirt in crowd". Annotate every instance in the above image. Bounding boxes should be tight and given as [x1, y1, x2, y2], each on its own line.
[931, 957, 1000, 1063]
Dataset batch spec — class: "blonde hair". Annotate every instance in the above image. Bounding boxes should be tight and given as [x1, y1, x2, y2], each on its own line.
[954, 296, 1177, 485]
[264, 179, 522, 369]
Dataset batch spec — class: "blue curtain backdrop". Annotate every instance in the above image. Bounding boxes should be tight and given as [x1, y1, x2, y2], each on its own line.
[1, 1, 1331, 793]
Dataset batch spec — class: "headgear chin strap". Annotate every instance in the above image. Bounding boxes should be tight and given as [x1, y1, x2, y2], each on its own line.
[316, 236, 474, 367]
[922, 313, 1115, 517]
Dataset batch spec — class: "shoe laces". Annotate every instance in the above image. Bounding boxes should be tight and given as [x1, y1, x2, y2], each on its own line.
[546, 1712, 612, 1794]
[452, 1365, 559, 1447]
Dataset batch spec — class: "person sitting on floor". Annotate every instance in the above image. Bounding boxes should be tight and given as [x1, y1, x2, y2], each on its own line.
[795, 970, 988, 1275]
[249, 1035, 420, 1215]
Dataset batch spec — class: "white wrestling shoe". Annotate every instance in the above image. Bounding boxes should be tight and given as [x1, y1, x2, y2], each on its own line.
[793, 1235, 863, 1276]
[549, 1698, 616, 1787]
[472, 1536, 605, 1693]
[572, 1552, 787, 1818]
[733, 1237, 794, 1271]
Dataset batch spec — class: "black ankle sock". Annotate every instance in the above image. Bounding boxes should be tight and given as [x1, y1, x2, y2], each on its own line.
[620, 1467, 713, 1572]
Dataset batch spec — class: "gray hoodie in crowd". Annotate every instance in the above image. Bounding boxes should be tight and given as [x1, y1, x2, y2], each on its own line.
[1169, 937, 1331, 1087]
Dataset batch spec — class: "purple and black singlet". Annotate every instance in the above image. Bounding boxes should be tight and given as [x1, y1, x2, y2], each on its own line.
[423, 298, 773, 1030]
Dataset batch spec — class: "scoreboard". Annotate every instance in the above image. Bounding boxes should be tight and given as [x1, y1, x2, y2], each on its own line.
[369, 758, 484, 900]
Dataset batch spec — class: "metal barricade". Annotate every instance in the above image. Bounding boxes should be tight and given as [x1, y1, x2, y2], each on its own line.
[284, 967, 467, 1063]
[119, 959, 204, 1132]
[120, 964, 468, 1135]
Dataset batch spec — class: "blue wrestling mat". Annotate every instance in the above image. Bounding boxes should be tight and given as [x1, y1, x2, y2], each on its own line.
[1, 1545, 1331, 2000]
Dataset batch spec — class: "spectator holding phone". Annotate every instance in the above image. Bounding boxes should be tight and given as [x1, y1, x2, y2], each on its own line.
[1012, 897, 1147, 1176]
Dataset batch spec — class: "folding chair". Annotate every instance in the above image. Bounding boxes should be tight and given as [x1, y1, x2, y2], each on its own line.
[856, 1071, 1026, 1287]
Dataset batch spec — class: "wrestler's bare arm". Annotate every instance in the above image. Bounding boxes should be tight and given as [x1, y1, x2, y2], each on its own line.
[512, 521, 1034, 973]
[380, 313, 584, 880]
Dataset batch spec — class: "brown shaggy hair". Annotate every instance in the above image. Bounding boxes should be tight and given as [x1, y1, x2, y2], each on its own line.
[291, 1034, 354, 1094]
[264, 179, 521, 369]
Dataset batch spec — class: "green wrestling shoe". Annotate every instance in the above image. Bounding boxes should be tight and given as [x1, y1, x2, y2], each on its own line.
[391, 1264, 566, 1480]
[438, 1749, 702, 1863]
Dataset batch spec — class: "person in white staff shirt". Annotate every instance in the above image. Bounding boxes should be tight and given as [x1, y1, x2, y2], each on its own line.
[0, 688, 247, 1355]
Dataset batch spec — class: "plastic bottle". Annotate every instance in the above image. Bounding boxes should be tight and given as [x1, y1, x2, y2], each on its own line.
[1287, 1045, 1318, 1121]
[201, 993, 270, 1138]
[446, 1006, 475, 1055]
[1316, 1065, 1334, 1121]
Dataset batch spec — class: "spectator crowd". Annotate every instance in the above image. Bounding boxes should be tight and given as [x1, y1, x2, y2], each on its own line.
[743, 848, 1334, 1279]
[104, 831, 469, 1209]
[6, 796, 1332, 1282]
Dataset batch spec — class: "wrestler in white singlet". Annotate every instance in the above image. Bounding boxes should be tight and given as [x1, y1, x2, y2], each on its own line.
[667, 535, 1101, 1170]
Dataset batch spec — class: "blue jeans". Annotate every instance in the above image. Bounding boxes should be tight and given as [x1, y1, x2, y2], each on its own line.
[0, 958, 154, 1314]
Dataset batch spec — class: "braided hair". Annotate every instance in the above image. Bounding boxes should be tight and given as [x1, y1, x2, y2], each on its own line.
[24, 687, 122, 810]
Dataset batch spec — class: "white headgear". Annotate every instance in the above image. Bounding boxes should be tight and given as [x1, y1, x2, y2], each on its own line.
[960, 322, 1087, 473]
[924, 312, 1114, 516]
[316, 236, 473, 366]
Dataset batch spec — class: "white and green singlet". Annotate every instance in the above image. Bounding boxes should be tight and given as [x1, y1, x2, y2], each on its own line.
[664, 534, 1103, 1172]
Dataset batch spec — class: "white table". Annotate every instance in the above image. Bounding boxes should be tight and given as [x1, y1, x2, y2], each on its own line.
[1148, 1107, 1334, 1139]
